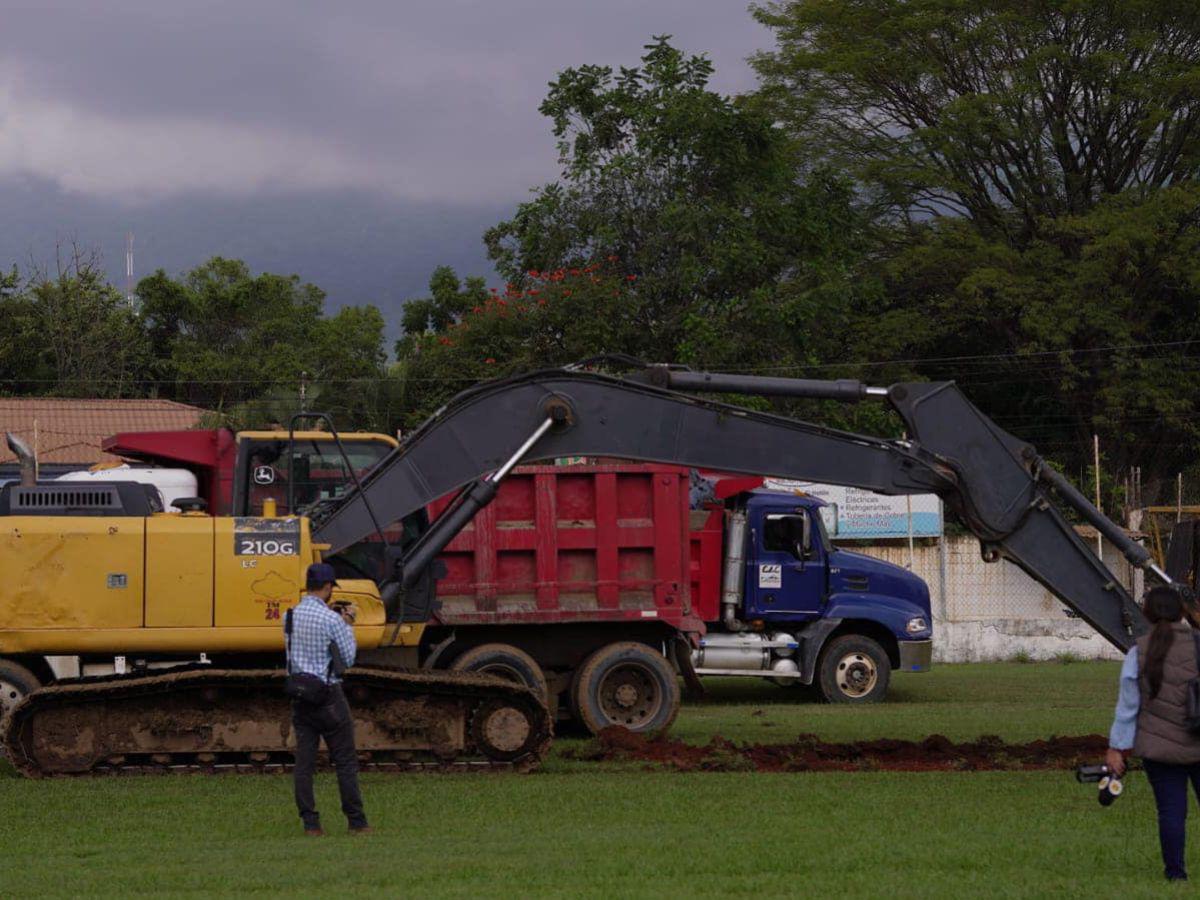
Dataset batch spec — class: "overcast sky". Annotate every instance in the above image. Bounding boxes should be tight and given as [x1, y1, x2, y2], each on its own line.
[0, 1, 769, 204]
[0, 3, 773, 330]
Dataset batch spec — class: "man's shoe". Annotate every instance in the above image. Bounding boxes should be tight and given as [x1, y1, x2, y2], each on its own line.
[349, 825, 374, 835]
[304, 827, 325, 837]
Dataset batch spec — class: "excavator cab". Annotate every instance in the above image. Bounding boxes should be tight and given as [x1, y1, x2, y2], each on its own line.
[230, 430, 433, 597]
[233, 432, 397, 518]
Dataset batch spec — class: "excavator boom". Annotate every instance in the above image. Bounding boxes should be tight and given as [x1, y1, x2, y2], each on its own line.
[312, 365, 1159, 651]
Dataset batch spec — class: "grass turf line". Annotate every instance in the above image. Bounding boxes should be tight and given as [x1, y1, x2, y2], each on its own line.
[4, 660, 1177, 899]
[662, 658, 1121, 745]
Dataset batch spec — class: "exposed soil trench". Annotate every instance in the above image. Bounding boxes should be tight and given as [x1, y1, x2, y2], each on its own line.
[567, 728, 1108, 773]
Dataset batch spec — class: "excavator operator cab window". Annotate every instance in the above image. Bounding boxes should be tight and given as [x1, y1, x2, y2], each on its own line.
[763, 512, 813, 560]
[240, 438, 392, 517]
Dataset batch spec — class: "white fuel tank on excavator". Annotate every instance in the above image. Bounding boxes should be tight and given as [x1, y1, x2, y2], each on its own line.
[55, 465, 199, 511]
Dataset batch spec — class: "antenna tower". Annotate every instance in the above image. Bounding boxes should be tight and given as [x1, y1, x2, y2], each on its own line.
[125, 232, 135, 305]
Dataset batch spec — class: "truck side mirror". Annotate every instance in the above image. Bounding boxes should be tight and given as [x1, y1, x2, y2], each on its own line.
[801, 514, 813, 558]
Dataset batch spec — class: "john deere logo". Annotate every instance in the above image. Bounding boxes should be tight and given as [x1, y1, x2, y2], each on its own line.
[253, 466, 276, 485]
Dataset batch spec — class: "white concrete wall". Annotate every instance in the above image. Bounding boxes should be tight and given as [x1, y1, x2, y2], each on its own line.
[845, 533, 1136, 662]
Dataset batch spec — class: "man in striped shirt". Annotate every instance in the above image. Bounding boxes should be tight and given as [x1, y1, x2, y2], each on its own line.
[286, 562, 370, 836]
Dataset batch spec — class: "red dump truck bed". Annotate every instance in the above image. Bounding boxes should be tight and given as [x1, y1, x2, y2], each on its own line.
[430, 463, 710, 633]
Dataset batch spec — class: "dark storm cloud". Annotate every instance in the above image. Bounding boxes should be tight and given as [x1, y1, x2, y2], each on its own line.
[0, 1, 769, 201]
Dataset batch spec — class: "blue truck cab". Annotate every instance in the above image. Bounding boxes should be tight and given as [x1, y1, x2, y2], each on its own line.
[692, 489, 933, 703]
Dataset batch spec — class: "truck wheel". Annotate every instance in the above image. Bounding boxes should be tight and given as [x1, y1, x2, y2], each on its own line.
[817, 635, 890, 703]
[0, 660, 40, 719]
[450, 644, 548, 704]
[573, 642, 680, 735]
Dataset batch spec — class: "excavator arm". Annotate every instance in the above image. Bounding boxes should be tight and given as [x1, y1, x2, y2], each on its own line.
[311, 365, 1164, 650]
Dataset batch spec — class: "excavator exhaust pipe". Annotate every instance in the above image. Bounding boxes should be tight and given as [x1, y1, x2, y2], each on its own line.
[5, 432, 36, 487]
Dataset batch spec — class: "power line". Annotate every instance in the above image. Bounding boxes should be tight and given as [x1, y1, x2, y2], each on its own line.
[1, 338, 1197, 387]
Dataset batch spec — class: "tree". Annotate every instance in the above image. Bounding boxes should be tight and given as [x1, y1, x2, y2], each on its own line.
[314, 304, 392, 429]
[0, 265, 17, 301]
[399, 266, 487, 338]
[752, 0, 1200, 238]
[0, 266, 54, 394]
[138, 258, 390, 427]
[23, 248, 149, 398]
[484, 36, 859, 356]
[139, 258, 326, 409]
[841, 184, 1200, 497]
[752, 1, 1200, 497]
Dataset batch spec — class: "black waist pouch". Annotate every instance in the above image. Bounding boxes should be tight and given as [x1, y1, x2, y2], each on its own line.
[284, 672, 330, 705]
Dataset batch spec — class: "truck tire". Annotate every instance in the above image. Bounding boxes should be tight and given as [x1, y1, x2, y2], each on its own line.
[816, 635, 890, 703]
[0, 659, 40, 719]
[573, 642, 680, 735]
[450, 644, 548, 705]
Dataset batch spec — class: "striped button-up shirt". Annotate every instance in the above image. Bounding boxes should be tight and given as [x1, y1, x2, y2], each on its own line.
[285, 594, 357, 684]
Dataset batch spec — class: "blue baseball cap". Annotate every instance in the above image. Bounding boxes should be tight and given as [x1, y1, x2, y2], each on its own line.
[305, 562, 339, 588]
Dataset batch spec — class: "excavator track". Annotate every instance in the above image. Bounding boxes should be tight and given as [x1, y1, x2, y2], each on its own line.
[2, 665, 552, 778]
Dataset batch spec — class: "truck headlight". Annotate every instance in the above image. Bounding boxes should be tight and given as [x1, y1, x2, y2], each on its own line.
[906, 617, 928, 634]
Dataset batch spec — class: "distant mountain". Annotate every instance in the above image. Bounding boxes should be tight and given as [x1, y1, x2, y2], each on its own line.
[0, 176, 512, 343]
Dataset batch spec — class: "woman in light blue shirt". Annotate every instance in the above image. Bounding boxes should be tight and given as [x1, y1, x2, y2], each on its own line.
[1108, 586, 1200, 881]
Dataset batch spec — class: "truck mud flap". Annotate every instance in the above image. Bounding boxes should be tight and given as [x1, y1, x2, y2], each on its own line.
[671, 636, 705, 699]
[799, 618, 842, 683]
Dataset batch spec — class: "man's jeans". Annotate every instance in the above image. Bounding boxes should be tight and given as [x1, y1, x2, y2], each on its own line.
[291, 684, 367, 830]
[1143, 758, 1200, 880]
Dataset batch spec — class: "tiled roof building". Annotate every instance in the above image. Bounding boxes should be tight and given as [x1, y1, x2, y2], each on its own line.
[0, 398, 206, 466]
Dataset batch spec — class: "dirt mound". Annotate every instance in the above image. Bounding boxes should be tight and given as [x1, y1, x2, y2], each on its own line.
[565, 728, 1107, 773]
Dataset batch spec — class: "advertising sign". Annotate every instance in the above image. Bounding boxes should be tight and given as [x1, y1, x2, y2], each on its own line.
[763, 479, 942, 539]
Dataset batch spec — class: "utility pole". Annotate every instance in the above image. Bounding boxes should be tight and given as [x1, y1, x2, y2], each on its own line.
[1093, 434, 1103, 558]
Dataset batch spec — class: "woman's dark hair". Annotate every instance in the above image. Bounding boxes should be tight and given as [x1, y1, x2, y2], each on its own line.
[1144, 586, 1185, 699]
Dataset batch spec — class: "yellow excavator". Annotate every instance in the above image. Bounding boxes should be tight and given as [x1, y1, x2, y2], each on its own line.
[0, 429, 550, 776]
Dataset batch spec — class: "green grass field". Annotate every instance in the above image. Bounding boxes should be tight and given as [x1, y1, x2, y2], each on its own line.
[1, 661, 1188, 898]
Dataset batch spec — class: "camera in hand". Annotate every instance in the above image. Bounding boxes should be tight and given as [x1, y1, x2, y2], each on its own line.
[329, 599, 356, 623]
[1076, 764, 1111, 783]
[1076, 764, 1124, 806]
